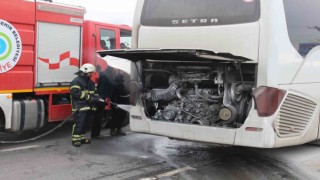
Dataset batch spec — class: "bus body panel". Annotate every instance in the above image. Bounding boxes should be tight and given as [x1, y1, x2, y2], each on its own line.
[274, 111, 319, 148]
[130, 107, 236, 145]
[138, 23, 259, 62]
[292, 47, 320, 84]
[273, 85, 320, 147]
[130, 103, 276, 147]
[234, 110, 275, 148]
[130, 106, 151, 133]
[149, 121, 236, 145]
[257, 0, 303, 87]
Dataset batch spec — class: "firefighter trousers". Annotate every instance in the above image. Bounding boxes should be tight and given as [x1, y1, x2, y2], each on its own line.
[72, 111, 93, 142]
[91, 103, 105, 137]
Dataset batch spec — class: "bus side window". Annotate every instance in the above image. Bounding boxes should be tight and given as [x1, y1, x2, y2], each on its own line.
[283, 0, 320, 57]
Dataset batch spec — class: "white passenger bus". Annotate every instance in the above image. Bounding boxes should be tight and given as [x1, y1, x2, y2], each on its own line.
[99, 0, 320, 148]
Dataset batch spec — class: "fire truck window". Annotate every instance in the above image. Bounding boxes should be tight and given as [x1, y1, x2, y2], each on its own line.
[100, 29, 116, 49]
[100, 40, 109, 50]
[120, 30, 132, 49]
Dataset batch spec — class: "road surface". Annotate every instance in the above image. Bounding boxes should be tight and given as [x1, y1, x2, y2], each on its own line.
[0, 122, 320, 180]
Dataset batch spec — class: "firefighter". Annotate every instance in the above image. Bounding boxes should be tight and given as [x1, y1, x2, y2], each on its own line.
[91, 65, 126, 138]
[70, 63, 101, 147]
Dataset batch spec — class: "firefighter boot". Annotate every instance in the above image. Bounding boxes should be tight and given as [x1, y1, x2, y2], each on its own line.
[110, 129, 117, 136]
[72, 133, 82, 147]
[72, 140, 81, 147]
[81, 138, 91, 144]
[80, 135, 91, 144]
[116, 129, 126, 136]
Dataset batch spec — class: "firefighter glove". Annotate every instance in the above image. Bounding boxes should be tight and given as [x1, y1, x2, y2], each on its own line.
[88, 95, 100, 104]
[93, 94, 106, 104]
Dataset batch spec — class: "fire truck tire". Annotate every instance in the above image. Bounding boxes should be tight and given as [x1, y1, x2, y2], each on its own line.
[0, 108, 5, 131]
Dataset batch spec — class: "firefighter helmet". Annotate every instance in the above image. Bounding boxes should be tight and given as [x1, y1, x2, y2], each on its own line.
[79, 63, 96, 74]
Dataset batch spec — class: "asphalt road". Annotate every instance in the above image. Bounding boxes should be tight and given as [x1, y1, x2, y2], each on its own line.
[1, 122, 320, 180]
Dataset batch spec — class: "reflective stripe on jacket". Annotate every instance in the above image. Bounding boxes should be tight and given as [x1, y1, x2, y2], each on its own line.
[70, 75, 98, 112]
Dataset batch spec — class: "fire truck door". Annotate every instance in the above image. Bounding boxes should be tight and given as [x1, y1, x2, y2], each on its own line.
[94, 25, 119, 71]
[36, 22, 82, 86]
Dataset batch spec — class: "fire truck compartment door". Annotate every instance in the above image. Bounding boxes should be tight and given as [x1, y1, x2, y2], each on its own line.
[36, 22, 81, 86]
[97, 49, 252, 62]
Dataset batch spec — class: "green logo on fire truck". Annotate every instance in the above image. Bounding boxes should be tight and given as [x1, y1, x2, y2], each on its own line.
[0, 19, 22, 73]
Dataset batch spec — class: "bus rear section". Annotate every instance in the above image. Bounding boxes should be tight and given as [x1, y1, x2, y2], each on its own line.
[100, 0, 320, 148]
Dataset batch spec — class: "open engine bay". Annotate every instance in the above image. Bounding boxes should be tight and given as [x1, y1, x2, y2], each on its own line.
[140, 60, 256, 128]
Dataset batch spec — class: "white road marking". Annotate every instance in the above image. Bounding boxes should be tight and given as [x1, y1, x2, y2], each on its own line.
[140, 166, 196, 180]
[0, 145, 40, 152]
[140, 177, 156, 180]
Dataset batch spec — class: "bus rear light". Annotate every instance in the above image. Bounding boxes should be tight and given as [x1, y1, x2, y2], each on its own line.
[252, 86, 286, 117]
[245, 127, 263, 132]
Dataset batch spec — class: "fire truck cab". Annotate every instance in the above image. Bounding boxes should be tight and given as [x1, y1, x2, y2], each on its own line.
[0, 0, 131, 134]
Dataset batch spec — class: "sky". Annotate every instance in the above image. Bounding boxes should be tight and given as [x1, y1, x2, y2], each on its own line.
[53, 0, 138, 26]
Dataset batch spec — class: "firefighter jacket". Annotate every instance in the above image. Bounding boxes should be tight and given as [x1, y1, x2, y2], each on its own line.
[70, 75, 97, 112]
[97, 66, 115, 100]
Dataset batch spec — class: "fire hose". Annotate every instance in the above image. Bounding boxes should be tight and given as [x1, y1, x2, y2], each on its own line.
[0, 98, 116, 144]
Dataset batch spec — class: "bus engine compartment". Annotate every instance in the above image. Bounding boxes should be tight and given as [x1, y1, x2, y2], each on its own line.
[140, 61, 256, 128]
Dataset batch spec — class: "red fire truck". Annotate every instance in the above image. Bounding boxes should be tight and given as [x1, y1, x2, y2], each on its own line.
[0, 0, 132, 135]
